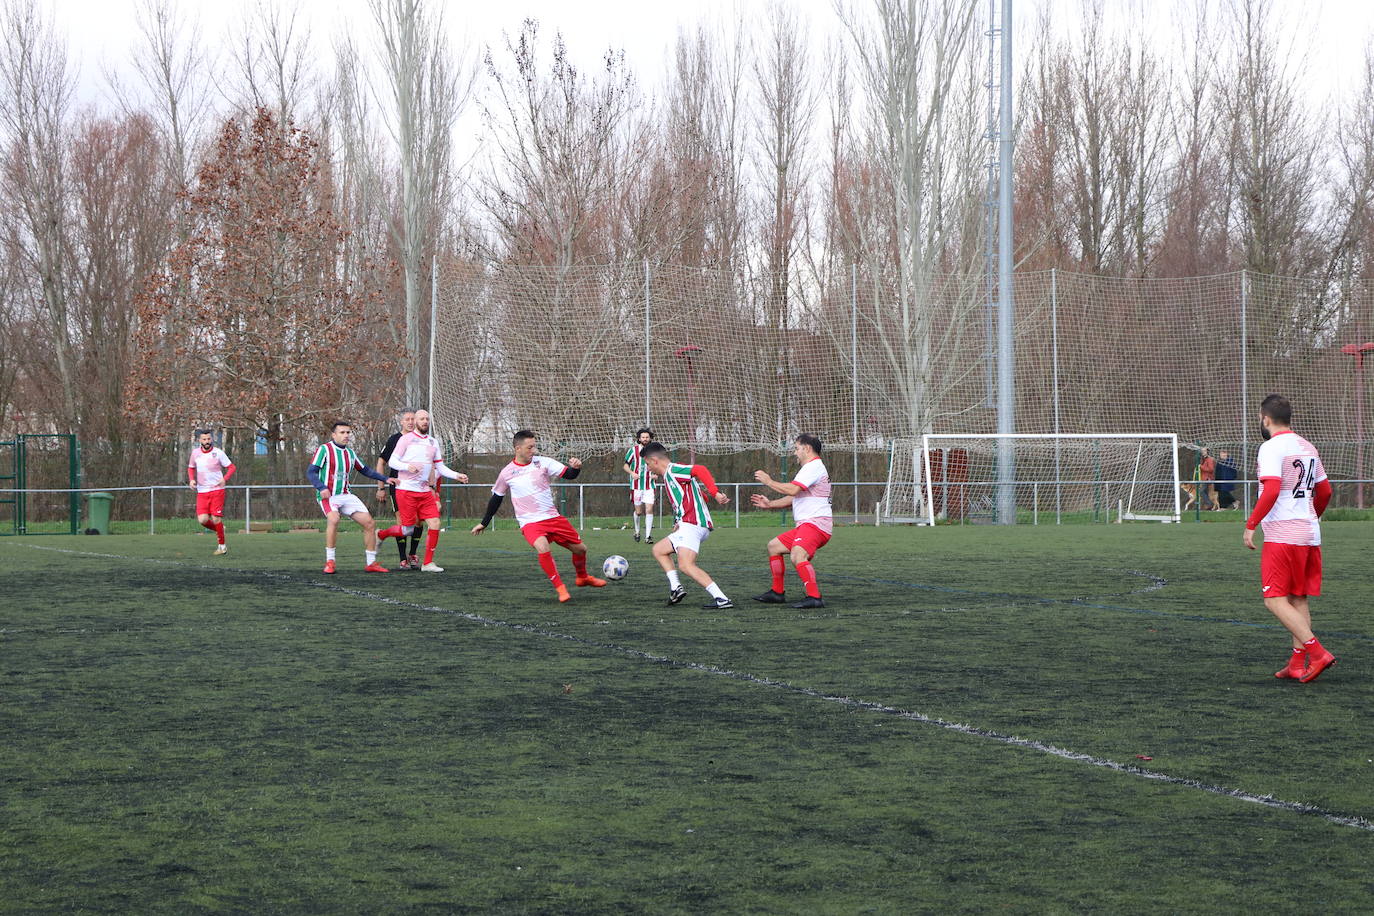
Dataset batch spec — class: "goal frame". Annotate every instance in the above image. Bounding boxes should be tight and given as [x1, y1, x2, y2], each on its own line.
[920, 433, 1181, 526]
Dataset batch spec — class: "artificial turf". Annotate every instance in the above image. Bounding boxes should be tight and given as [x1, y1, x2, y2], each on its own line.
[1, 522, 1371, 912]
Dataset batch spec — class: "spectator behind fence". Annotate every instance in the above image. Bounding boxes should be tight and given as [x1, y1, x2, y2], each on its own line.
[1214, 449, 1238, 509]
[1200, 447, 1218, 510]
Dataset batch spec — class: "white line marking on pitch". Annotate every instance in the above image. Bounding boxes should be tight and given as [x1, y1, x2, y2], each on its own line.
[14, 543, 1374, 834]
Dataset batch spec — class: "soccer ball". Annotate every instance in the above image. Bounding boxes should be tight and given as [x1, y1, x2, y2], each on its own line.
[602, 554, 629, 580]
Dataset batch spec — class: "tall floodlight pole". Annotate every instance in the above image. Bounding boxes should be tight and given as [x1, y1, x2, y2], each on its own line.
[995, 0, 1016, 524]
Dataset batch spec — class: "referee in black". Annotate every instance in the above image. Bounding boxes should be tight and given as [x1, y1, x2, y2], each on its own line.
[376, 407, 419, 569]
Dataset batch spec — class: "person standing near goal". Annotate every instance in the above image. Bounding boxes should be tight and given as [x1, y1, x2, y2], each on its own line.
[1243, 394, 1337, 683]
[640, 442, 734, 609]
[750, 433, 832, 609]
[470, 430, 605, 602]
[622, 427, 658, 543]
[308, 421, 397, 574]
[378, 409, 468, 573]
[187, 429, 235, 555]
[375, 407, 420, 568]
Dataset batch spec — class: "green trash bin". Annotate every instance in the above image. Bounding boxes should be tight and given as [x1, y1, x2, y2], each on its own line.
[85, 492, 114, 535]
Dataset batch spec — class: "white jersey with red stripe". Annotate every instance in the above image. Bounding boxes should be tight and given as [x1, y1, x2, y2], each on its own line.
[493, 456, 569, 527]
[188, 447, 233, 492]
[790, 457, 833, 534]
[389, 431, 443, 493]
[1256, 431, 1326, 546]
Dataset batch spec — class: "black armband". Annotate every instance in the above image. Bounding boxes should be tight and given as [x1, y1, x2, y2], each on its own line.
[561, 465, 581, 480]
[480, 492, 505, 528]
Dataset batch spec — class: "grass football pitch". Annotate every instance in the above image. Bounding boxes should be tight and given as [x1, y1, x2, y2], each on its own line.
[1, 521, 1371, 913]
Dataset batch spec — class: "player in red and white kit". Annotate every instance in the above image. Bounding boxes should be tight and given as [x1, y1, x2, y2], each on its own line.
[751, 433, 832, 609]
[1243, 394, 1337, 683]
[471, 429, 606, 602]
[377, 409, 468, 572]
[188, 429, 235, 555]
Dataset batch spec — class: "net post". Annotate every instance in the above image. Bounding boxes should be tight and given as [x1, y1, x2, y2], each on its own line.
[428, 254, 438, 418]
[643, 258, 651, 427]
[922, 435, 935, 526]
[851, 262, 859, 523]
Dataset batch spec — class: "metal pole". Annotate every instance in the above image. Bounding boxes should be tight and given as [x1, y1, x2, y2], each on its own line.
[245, 486, 251, 535]
[1240, 270, 1250, 514]
[644, 259, 652, 427]
[150, 486, 155, 535]
[995, 0, 1016, 524]
[428, 255, 438, 418]
[1052, 268, 1061, 524]
[851, 262, 859, 522]
[1358, 358, 1366, 510]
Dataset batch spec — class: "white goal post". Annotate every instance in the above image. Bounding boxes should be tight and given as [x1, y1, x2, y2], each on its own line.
[912, 433, 1181, 526]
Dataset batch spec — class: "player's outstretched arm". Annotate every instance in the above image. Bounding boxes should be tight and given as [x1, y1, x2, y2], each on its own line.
[473, 492, 504, 534]
[436, 462, 468, 483]
[753, 469, 802, 496]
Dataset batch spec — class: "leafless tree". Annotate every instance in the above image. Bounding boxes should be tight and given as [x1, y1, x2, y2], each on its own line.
[229, 0, 316, 125]
[834, 0, 986, 439]
[366, 0, 471, 404]
[1215, 0, 1325, 277]
[0, 0, 77, 431]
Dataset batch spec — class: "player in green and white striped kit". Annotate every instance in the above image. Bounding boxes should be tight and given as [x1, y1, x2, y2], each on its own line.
[622, 427, 658, 543]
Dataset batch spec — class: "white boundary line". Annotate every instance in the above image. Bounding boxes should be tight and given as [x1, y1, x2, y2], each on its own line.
[12, 543, 1374, 834]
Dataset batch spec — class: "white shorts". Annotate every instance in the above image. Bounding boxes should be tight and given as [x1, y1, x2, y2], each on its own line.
[318, 491, 370, 519]
[632, 488, 656, 507]
[667, 522, 710, 554]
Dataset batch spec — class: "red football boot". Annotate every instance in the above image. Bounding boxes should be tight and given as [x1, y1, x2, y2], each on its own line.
[322, 559, 336, 574]
[364, 562, 389, 573]
[1299, 647, 1337, 683]
[575, 575, 607, 587]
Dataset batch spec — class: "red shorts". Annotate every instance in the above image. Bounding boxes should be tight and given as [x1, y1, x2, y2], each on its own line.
[520, 515, 583, 549]
[396, 488, 440, 526]
[1260, 542, 1322, 598]
[196, 489, 226, 517]
[777, 522, 831, 557]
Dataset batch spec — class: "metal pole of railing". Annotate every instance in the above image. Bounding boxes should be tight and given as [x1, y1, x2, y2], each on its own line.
[149, 487, 155, 535]
[578, 484, 584, 530]
[735, 483, 740, 528]
[246, 486, 252, 535]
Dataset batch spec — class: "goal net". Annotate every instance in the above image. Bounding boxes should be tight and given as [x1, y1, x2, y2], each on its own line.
[879, 434, 1181, 525]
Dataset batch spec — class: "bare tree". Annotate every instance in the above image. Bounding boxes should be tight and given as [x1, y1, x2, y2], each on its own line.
[0, 0, 77, 431]
[752, 2, 818, 442]
[1216, 0, 1325, 277]
[366, 0, 471, 404]
[109, 0, 216, 192]
[834, 0, 985, 438]
[229, 0, 316, 125]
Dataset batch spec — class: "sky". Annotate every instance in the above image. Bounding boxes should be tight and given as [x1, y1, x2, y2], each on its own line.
[37, 0, 1374, 140]
[48, 0, 1374, 113]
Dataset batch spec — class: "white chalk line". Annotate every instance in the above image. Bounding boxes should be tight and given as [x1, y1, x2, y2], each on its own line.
[12, 542, 1374, 834]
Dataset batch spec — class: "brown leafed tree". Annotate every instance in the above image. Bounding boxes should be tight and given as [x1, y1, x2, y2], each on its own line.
[126, 107, 388, 487]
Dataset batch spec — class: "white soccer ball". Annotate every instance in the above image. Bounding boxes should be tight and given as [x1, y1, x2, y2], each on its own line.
[602, 554, 629, 580]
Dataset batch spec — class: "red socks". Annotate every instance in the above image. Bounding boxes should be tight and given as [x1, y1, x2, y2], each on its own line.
[769, 555, 786, 593]
[538, 551, 563, 588]
[201, 519, 224, 544]
[424, 529, 439, 565]
[377, 525, 401, 541]
[572, 552, 588, 577]
[795, 560, 821, 598]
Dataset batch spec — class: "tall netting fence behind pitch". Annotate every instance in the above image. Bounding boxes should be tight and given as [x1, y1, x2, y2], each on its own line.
[431, 261, 1374, 504]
